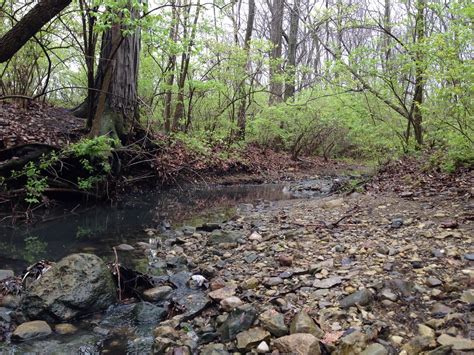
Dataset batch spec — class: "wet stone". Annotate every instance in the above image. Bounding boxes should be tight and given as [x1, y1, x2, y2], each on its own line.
[217, 305, 257, 341]
[115, 243, 135, 251]
[12, 321, 52, 341]
[143, 285, 173, 302]
[464, 253, 474, 261]
[55, 323, 78, 335]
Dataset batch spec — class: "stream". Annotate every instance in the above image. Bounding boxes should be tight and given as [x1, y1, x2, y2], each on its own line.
[0, 178, 339, 354]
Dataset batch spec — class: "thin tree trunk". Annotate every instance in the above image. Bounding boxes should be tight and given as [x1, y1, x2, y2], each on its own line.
[172, 0, 201, 131]
[284, 0, 300, 101]
[269, 0, 284, 105]
[163, 0, 178, 133]
[410, 0, 425, 146]
[236, 0, 255, 140]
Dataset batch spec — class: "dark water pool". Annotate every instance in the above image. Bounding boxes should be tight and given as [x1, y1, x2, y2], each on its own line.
[0, 183, 299, 273]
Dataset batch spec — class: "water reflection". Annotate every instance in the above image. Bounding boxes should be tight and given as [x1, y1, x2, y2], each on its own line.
[0, 183, 295, 272]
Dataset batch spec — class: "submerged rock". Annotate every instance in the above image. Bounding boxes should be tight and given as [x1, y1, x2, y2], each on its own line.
[21, 253, 116, 322]
[12, 320, 52, 341]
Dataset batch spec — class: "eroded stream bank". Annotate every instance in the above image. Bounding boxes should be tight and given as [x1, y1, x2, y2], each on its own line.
[1, 173, 473, 354]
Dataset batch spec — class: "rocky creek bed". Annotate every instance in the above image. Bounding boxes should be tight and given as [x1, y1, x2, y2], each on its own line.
[0, 175, 473, 354]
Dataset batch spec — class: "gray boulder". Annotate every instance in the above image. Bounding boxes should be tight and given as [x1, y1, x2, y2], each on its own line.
[21, 253, 116, 321]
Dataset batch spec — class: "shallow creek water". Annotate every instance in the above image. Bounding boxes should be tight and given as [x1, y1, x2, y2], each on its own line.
[0, 179, 336, 353]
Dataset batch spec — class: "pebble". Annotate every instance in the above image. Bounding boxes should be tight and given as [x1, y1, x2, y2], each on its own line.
[264, 277, 283, 287]
[208, 286, 236, 301]
[278, 254, 293, 266]
[361, 343, 388, 355]
[220, 296, 243, 311]
[236, 327, 270, 350]
[54, 323, 78, 335]
[257, 341, 270, 353]
[426, 277, 442, 287]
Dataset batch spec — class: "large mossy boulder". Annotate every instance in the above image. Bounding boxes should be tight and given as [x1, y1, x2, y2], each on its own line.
[21, 253, 117, 321]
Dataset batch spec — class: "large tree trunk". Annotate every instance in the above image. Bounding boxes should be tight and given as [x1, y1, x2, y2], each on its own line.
[89, 4, 141, 140]
[284, 0, 300, 101]
[0, 0, 72, 63]
[269, 0, 284, 105]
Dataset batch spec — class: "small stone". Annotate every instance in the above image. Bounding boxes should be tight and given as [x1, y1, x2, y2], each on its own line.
[313, 276, 342, 289]
[390, 336, 404, 346]
[236, 327, 270, 350]
[464, 253, 474, 261]
[115, 243, 135, 251]
[0, 295, 20, 309]
[290, 311, 324, 338]
[143, 286, 173, 302]
[55, 323, 78, 335]
[273, 333, 321, 355]
[431, 249, 444, 258]
[391, 218, 404, 228]
[426, 277, 442, 287]
[218, 305, 257, 341]
[241, 277, 259, 290]
[210, 277, 226, 291]
[264, 277, 283, 287]
[340, 288, 373, 308]
[418, 324, 435, 338]
[278, 255, 293, 266]
[379, 288, 397, 302]
[411, 260, 423, 269]
[249, 232, 263, 241]
[460, 289, 474, 303]
[437, 334, 474, 350]
[12, 321, 52, 341]
[208, 286, 236, 301]
[432, 303, 452, 316]
[323, 198, 344, 209]
[93, 326, 110, 336]
[257, 341, 270, 353]
[259, 309, 288, 337]
[0, 270, 14, 281]
[361, 343, 388, 355]
[153, 326, 179, 340]
[220, 296, 243, 311]
[402, 336, 435, 354]
[200, 343, 229, 355]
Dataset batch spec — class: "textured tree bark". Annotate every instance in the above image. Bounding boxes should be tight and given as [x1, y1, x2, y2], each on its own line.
[410, 0, 425, 146]
[89, 4, 141, 140]
[284, 0, 300, 101]
[0, 0, 72, 63]
[269, 0, 284, 105]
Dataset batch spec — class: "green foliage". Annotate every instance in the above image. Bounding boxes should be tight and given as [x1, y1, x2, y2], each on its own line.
[23, 236, 48, 264]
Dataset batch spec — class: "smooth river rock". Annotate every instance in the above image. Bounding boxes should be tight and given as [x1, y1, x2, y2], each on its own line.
[12, 320, 52, 341]
[21, 253, 116, 322]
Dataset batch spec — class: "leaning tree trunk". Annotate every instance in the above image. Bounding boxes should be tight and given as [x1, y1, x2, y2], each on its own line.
[86, 4, 140, 140]
[0, 0, 72, 63]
